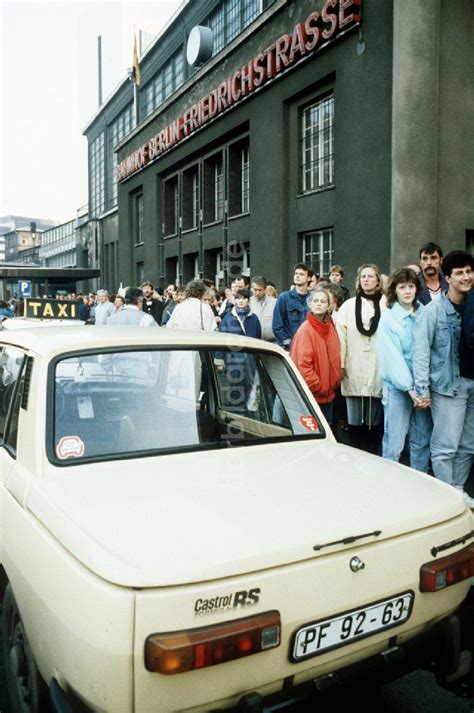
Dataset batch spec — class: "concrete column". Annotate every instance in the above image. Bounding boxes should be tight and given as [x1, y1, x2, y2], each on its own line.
[391, 0, 441, 267]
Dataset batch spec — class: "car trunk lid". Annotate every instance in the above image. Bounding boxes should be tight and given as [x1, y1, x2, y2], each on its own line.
[29, 441, 466, 587]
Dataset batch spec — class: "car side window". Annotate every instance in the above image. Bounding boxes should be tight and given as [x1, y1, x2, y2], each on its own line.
[0, 346, 26, 449]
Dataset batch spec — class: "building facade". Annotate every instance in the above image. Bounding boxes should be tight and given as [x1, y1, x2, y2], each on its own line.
[84, 0, 474, 291]
[0, 216, 59, 265]
[4, 229, 40, 264]
[39, 219, 77, 268]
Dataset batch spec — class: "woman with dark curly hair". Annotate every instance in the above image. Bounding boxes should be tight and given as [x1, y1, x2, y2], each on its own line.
[376, 267, 432, 471]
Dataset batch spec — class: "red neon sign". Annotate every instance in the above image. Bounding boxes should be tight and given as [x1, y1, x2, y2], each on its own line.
[117, 0, 361, 182]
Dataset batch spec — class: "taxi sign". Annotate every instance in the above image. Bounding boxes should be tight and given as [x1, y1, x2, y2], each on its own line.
[23, 298, 79, 320]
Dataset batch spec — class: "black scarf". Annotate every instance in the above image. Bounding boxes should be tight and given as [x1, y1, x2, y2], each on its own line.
[355, 293, 382, 336]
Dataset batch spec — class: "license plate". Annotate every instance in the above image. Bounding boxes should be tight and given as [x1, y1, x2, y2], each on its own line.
[291, 592, 414, 662]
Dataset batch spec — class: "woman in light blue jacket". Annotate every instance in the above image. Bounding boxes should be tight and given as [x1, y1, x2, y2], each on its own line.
[376, 268, 432, 471]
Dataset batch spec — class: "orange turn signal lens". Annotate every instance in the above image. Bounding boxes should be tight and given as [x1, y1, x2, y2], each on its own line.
[420, 544, 474, 592]
[145, 610, 280, 674]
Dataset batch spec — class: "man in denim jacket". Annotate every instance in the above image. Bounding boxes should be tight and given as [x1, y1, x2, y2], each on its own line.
[272, 264, 311, 350]
[412, 251, 474, 506]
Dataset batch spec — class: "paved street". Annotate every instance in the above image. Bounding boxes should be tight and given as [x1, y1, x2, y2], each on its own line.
[293, 671, 474, 712]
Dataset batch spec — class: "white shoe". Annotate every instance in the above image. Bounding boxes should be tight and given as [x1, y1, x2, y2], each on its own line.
[461, 491, 474, 509]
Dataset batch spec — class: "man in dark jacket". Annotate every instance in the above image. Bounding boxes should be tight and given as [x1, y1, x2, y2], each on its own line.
[142, 281, 163, 325]
[418, 242, 448, 304]
[272, 264, 311, 349]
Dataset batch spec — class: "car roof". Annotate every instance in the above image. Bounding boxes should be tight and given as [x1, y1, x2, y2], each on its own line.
[0, 325, 283, 359]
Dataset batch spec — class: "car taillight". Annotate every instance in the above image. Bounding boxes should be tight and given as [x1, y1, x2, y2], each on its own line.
[420, 544, 474, 592]
[145, 610, 281, 674]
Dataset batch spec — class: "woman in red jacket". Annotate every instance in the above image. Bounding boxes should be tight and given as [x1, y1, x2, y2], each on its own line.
[290, 287, 341, 425]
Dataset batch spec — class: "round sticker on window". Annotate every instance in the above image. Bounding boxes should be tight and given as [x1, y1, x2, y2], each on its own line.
[56, 436, 85, 460]
[299, 416, 318, 432]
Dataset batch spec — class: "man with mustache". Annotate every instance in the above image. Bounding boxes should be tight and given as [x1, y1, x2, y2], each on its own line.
[418, 242, 447, 304]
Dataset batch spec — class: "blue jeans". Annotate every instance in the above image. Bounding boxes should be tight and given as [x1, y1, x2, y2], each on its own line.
[318, 401, 334, 425]
[382, 386, 432, 472]
[430, 377, 474, 487]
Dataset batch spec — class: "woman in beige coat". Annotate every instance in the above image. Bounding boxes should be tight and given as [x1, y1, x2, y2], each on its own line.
[336, 264, 386, 453]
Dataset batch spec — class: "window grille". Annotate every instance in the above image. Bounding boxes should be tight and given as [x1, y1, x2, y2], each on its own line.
[135, 194, 144, 245]
[226, 0, 241, 43]
[241, 146, 250, 213]
[215, 160, 224, 222]
[108, 103, 133, 208]
[142, 48, 184, 118]
[192, 172, 199, 228]
[301, 96, 334, 192]
[207, 0, 260, 58]
[163, 61, 173, 99]
[209, 5, 224, 55]
[301, 229, 334, 277]
[243, 0, 259, 26]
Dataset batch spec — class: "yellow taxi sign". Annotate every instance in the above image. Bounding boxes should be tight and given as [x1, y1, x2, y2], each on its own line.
[23, 298, 79, 320]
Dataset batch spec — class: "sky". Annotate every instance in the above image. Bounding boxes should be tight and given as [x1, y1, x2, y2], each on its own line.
[0, 0, 182, 223]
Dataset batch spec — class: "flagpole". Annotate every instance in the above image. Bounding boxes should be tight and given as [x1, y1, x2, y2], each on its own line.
[97, 35, 103, 107]
[132, 33, 141, 128]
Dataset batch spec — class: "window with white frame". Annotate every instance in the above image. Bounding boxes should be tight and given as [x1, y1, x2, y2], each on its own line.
[203, 152, 224, 224]
[301, 229, 334, 277]
[228, 138, 249, 217]
[192, 172, 199, 227]
[301, 95, 334, 193]
[214, 162, 224, 222]
[183, 166, 199, 231]
[241, 146, 250, 213]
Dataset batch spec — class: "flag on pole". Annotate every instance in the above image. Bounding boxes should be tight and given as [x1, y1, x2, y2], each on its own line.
[132, 35, 141, 86]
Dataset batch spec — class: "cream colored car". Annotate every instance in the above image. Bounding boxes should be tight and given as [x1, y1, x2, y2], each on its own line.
[0, 326, 473, 713]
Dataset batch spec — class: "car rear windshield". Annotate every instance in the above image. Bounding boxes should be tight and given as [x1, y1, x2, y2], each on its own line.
[51, 348, 323, 463]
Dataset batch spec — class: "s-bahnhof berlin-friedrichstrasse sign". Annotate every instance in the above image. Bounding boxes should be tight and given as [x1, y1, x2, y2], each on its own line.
[117, 0, 361, 183]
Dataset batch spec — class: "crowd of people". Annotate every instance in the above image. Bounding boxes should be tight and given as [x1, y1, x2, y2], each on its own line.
[6, 242, 472, 501]
[267, 245, 473, 507]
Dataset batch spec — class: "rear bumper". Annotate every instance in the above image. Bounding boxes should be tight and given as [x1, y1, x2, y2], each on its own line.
[216, 587, 474, 713]
[50, 588, 474, 713]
